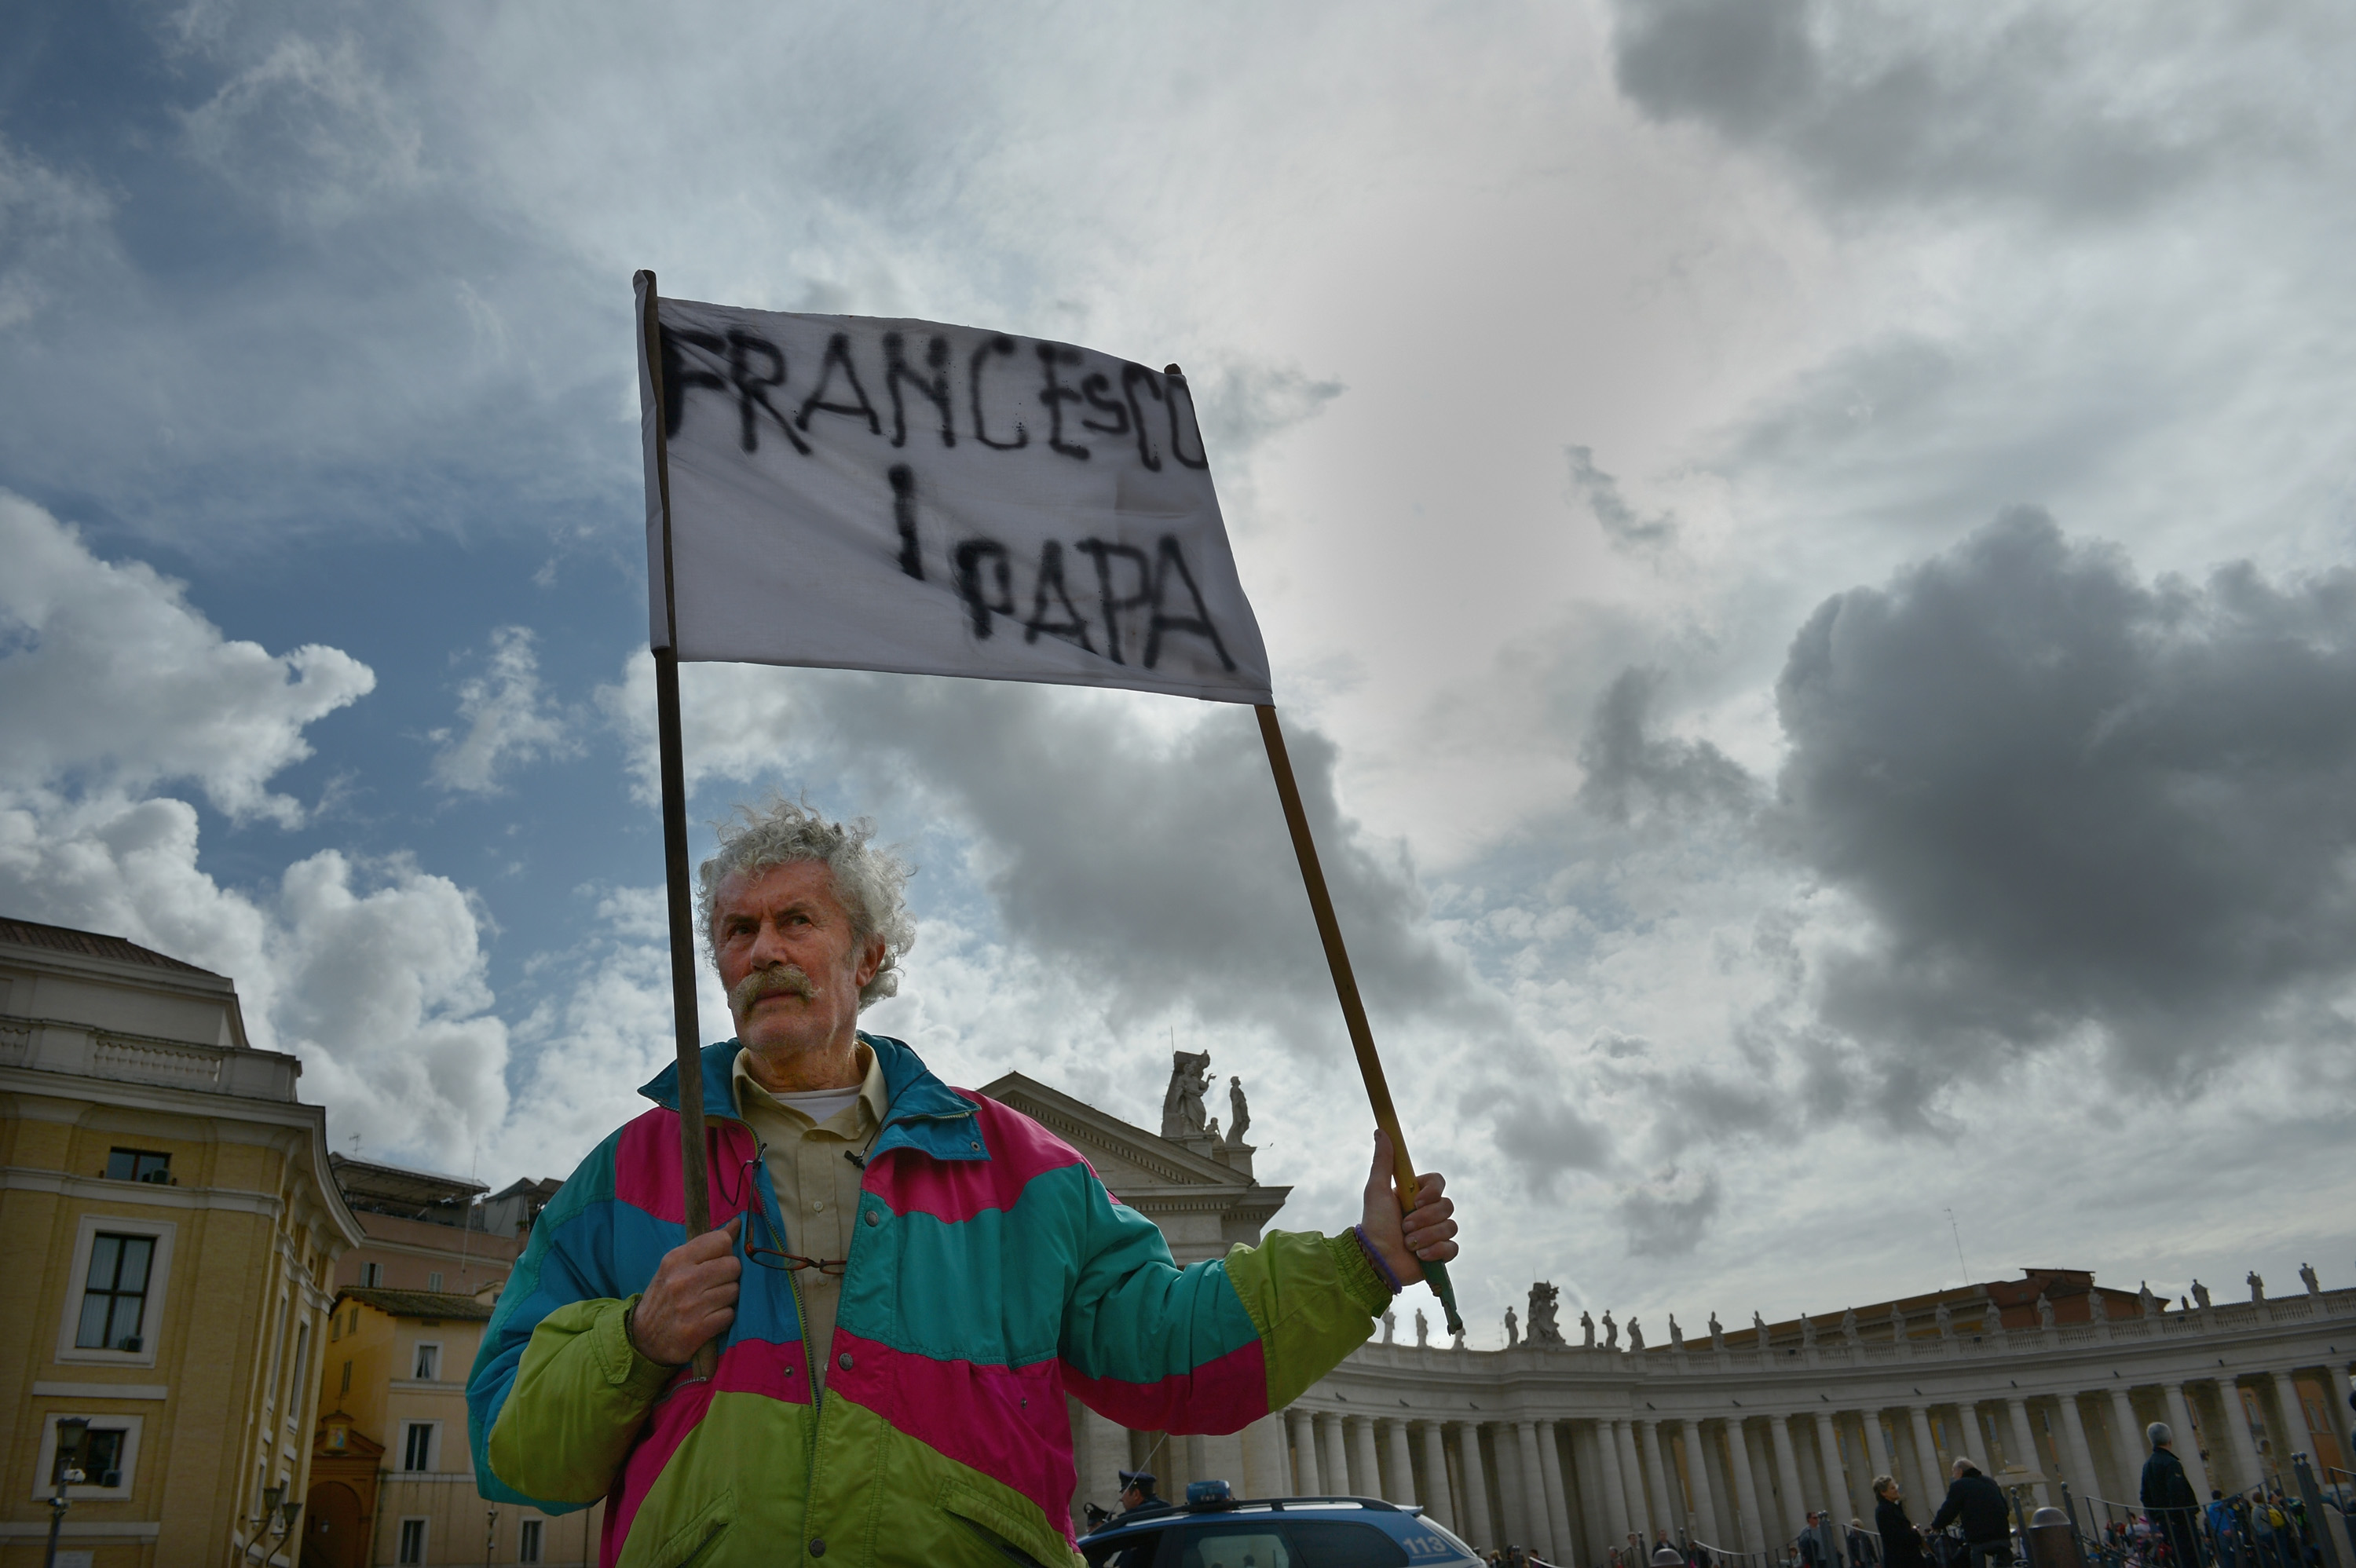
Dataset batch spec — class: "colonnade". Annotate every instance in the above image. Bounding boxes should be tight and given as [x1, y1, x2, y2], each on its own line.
[1185, 1358, 2356, 1563]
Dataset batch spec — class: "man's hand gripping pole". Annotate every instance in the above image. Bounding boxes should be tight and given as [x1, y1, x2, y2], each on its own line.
[1255, 705, 1464, 1336]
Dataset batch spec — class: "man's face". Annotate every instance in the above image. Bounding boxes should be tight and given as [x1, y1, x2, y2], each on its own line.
[1120, 1484, 1144, 1509]
[713, 861, 886, 1063]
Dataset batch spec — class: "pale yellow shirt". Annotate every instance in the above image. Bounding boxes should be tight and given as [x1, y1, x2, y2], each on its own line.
[730, 1041, 890, 1395]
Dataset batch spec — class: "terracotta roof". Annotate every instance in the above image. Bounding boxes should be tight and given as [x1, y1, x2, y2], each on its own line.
[0, 916, 219, 977]
[338, 1287, 494, 1321]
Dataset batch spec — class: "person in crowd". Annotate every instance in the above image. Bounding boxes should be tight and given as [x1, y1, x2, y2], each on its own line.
[1802, 1511, 1828, 1568]
[1850, 1516, 1876, 1566]
[2250, 1487, 2289, 1568]
[1114, 1469, 1167, 1522]
[1931, 1457, 2015, 1568]
[2210, 1487, 2244, 1568]
[2138, 1424, 2203, 1568]
[1875, 1475, 1931, 1568]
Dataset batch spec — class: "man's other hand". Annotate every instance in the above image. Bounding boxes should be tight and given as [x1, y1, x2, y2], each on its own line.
[1358, 1130, 1458, 1287]
[627, 1216, 742, 1366]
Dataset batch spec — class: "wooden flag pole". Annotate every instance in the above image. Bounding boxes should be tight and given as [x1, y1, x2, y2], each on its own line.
[637, 269, 719, 1382]
[1254, 704, 1464, 1336]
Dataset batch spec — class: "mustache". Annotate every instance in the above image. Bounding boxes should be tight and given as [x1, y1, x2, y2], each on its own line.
[730, 963, 817, 1013]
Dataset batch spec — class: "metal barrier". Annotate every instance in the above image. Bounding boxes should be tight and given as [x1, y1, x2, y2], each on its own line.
[1688, 1537, 1779, 1568]
[2073, 1493, 2211, 1568]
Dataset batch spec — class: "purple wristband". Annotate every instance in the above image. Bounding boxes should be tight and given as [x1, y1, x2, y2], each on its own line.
[1354, 1225, 1406, 1295]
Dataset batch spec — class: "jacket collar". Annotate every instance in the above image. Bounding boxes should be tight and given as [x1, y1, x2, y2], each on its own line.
[637, 1032, 988, 1162]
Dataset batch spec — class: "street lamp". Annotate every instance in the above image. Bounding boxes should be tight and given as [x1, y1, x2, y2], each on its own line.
[247, 1484, 303, 1563]
[44, 1417, 90, 1568]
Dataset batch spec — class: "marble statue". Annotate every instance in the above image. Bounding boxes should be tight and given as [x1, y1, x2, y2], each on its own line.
[2087, 1289, 2107, 1322]
[1601, 1310, 1619, 1351]
[2036, 1293, 2054, 1329]
[1225, 1076, 1251, 1146]
[1935, 1297, 1954, 1336]
[1708, 1311, 1724, 1351]
[2192, 1279, 2211, 1309]
[1890, 1303, 1908, 1340]
[1840, 1307, 1860, 1347]
[1451, 1325, 1466, 1351]
[1799, 1313, 1816, 1348]
[1161, 1050, 1213, 1139]
[1527, 1283, 1565, 1347]
[1582, 1310, 1597, 1348]
[2301, 1262, 2321, 1296]
[1669, 1314, 1684, 1351]
[1753, 1310, 1769, 1350]
[2248, 1270, 2266, 1303]
[1628, 1316, 1645, 1352]
[1382, 1308, 1396, 1344]
[1415, 1308, 1429, 1347]
[1505, 1306, 1520, 1349]
[2138, 1281, 2159, 1319]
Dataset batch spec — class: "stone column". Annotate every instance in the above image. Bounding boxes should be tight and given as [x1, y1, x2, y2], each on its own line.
[1516, 1421, 1557, 1559]
[1725, 1417, 1768, 1555]
[1593, 1418, 1632, 1546]
[1538, 1422, 1575, 1563]
[1318, 1412, 1348, 1497]
[1494, 1422, 1533, 1548]
[1860, 1407, 1895, 1493]
[2268, 1370, 2311, 1468]
[2106, 1389, 2146, 1500]
[1458, 1424, 1495, 1552]
[2162, 1384, 2211, 1497]
[1769, 1413, 1806, 1546]
[1910, 1405, 1946, 1509]
[1641, 1419, 1675, 1537]
[1385, 1419, 1418, 1507]
[2329, 1364, 2356, 1475]
[2218, 1377, 2266, 1493]
[1200, 1428, 1248, 1493]
[1574, 1419, 1611, 1561]
[1420, 1423, 1457, 1531]
[1349, 1416, 1384, 1500]
[2054, 1394, 2102, 1504]
[1289, 1408, 1322, 1493]
[1619, 1419, 1653, 1541]
[2005, 1398, 2051, 1505]
[1813, 1411, 1852, 1522]
[1683, 1420, 1721, 1544]
[1242, 1414, 1290, 1500]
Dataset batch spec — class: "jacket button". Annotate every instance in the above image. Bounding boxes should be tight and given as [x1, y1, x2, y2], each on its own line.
[838, 1351, 854, 1370]
[808, 1540, 825, 1558]
[969, 1141, 979, 1151]
[864, 1209, 880, 1226]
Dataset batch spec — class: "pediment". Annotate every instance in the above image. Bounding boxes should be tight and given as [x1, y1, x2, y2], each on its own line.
[978, 1072, 1247, 1191]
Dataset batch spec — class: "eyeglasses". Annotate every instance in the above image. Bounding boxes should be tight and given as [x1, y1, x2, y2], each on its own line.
[730, 1142, 851, 1275]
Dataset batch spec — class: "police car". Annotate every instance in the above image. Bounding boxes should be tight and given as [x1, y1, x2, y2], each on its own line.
[1078, 1481, 1484, 1566]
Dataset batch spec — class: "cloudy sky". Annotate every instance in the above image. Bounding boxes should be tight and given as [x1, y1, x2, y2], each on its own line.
[6, 0, 2353, 1340]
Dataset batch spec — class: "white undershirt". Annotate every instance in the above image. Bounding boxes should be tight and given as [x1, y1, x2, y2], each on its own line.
[772, 1085, 862, 1124]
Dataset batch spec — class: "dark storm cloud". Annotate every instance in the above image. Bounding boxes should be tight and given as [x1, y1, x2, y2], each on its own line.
[1608, 0, 2260, 215]
[1578, 666, 1758, 824]
[1775, 507, 2356, 1084]
[1566, 445, 1677, 551]
[1615, 1165, 1722, 1258]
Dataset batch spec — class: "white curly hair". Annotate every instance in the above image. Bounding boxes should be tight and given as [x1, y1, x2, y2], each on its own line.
[697, 798, 916, 1009]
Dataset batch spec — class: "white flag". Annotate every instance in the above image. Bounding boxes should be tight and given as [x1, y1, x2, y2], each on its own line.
[635, 280, 1273, 705]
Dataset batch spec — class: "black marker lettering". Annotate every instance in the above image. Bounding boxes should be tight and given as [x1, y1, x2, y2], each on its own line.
[660, 327, 728, 439]
[953, 539, 1013, 636]
[969, 336, 1028, 450]
[1120, 364, 1163, 470]
[1021, 540, 1095, 649]
[1143, 535, 1234, 670]
[1079, 372, 1130, 437]
[1074, 539, 1152, 664]
[723, 331, 810, 455]
[1036, 344, 1090, 461]
[1164, 368, 1209, 470]
[884, 333, 954, 449]
[889, 464, 922, 580]
[795, 332, 883, 435]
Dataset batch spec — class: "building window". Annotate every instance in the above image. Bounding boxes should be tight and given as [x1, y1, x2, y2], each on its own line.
[340, 1359, 353, 1396]
[75, 1234, 154, 1351]
[397, 1519, 428, 1565]
[413, 1342, 441, 1381]
[427, 1271, 444, 1292]
[519, 1520, 543, 1563]
[104, 1148, 171, 1183]
[33, 1415, 145, 1503]
[287, 1321, 310, 1414]
[403, 1422, 435, 1472]
[52, 1428, 124, 1488]
[360, 1263, 383, 1287]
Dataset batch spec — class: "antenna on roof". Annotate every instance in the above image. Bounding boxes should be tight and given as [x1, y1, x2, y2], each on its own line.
[1944, 1207, 1971, 1285]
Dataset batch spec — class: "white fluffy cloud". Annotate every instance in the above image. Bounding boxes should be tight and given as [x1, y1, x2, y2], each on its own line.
[0, 495, 507, 1168]
[430, 625, 581, 794]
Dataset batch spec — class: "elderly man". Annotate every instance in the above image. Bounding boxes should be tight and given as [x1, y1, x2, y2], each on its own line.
[466, 800, 1458, 1568]
[2139, 1423, 2202, 1568]
[1930, 1457, 2013, 1568]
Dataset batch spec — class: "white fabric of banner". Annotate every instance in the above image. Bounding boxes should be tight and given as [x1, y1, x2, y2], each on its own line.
[635, 282, 1273, 704]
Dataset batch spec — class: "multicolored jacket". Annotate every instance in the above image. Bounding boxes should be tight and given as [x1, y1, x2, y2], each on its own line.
[466, 1034, 1392, 1568]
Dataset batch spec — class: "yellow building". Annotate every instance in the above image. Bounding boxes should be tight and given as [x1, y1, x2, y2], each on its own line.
[0, 917, 362, 1568]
